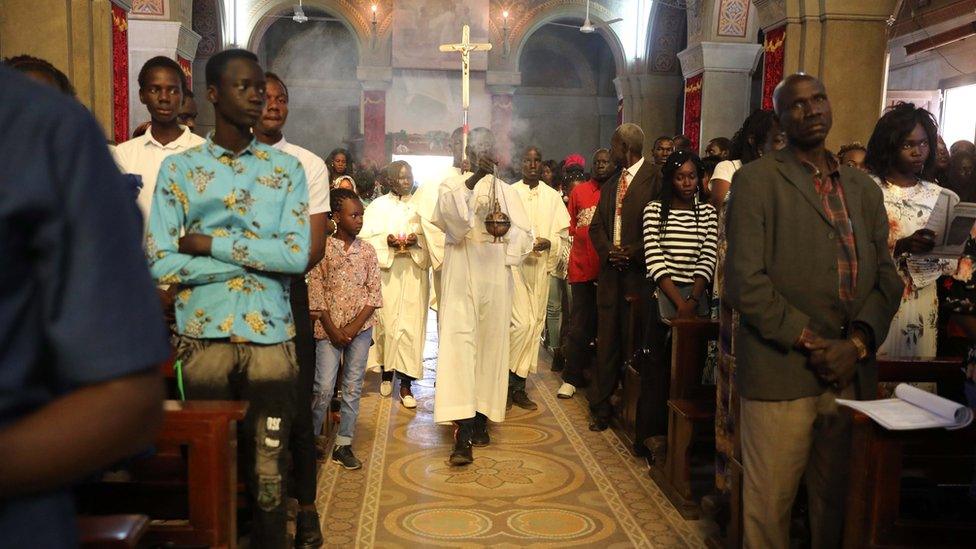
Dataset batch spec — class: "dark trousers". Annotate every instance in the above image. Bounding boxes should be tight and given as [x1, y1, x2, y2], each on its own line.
[636, 313, 670, 443]
[589, 270, 652, 421]
[177, 337, 298, 549]
[289, 277, 317, 506]
[562, 281, 597, 387]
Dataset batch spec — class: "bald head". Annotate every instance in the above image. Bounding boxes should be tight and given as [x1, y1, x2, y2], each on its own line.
[466, 127, 495, 165]
[773, 73, 832, 149]
[773, 73, 822, 116]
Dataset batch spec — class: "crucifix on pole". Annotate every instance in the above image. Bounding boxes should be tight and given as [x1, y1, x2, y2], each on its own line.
[439, 24, 492, 163]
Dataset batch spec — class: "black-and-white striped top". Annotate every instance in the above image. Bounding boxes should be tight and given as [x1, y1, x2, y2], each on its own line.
[643, 201, 718, 284]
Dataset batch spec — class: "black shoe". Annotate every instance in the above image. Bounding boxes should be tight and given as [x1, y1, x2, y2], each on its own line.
[589, 418, 610, 431]
[449, 423, 474, 466]
[510, 390, 538, 410]
[331, 445, 362, 470]
[471, 418, 490, 447]
[294, 509, 323, 549]
[551, 348, 565, 372]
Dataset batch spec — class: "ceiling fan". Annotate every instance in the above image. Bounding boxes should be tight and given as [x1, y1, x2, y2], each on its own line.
[547, 0, 623, 33]
[265, 0, 342, 24]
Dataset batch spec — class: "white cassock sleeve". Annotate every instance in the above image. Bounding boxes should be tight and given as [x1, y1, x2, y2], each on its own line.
[361, 196, 394, 269]
[546, 197, 571, 273]
[432, 180, 475, 244]
[499, 182, 535, 266]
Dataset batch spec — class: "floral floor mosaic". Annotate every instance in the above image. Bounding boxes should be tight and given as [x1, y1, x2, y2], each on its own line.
[314, 318, 713, 548]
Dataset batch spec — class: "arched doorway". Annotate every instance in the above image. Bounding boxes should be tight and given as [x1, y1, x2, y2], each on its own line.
[513, 18, 619, 164]
[247, 6, 361, 160]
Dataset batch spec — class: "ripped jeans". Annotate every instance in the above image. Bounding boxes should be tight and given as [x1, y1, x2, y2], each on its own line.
[177, 336, 298, 549]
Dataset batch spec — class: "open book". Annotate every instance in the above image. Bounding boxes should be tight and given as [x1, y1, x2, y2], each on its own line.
[924, 196, 976, 257]
[838, 383, 973, 431]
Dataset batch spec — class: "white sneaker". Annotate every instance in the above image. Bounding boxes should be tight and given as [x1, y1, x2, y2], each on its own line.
[557, 382, 576, 399]
[400, 394, 417, 409]
[379, 380, 392, 397]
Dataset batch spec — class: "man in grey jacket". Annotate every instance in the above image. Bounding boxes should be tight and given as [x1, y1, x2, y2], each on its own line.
[724, 74, 903, 548]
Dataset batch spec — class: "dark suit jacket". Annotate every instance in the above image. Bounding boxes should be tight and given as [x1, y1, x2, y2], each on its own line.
[724, 148, 903, 401]
[589, 159, 663, 305]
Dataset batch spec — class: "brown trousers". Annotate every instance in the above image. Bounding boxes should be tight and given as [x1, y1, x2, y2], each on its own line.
[740, 384, 854, 549]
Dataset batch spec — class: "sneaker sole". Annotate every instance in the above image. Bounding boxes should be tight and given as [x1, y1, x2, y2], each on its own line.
[331, 458, 363, 470]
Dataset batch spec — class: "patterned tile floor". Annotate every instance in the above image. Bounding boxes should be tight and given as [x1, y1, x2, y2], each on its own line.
[315, 317, 714, 548]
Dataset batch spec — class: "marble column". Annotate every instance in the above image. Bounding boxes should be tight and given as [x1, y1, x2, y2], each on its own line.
[678, 41, 762, 153]
[358, 66, 392, 168]
[0, 0, 129, 139]
[753, 0, 899, 149]
[635, 73, 685, 147]
[487, 71, 520, 169]
[126, 19, 201, 136]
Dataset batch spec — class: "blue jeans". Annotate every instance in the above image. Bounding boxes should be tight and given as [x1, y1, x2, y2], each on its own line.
[312, 328, 372, 445]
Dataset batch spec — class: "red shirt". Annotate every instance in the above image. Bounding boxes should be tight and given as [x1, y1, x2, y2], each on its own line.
[567, 179, 602, 283]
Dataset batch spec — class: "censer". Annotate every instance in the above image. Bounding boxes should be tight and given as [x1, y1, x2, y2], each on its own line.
[483, 166, 511, 242]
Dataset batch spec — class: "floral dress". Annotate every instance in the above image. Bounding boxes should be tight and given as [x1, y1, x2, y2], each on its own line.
[875, 178, 957, 357]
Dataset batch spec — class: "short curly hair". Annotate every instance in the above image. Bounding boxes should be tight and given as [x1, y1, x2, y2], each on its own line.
[4, 55, 75, 96]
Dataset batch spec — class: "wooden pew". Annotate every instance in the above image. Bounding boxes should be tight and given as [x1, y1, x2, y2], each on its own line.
[722, 357, 969, 549]
[613, 292, 647, 449]
[77, 399, 248, 549]
[652, 318, 719, 518]
[843, 357, 973, 548]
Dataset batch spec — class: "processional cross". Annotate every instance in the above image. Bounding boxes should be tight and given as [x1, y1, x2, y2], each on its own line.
[439, 24, 492, 161]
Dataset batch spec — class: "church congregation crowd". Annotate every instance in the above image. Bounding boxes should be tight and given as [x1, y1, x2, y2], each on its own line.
[4, 44, 976, 549]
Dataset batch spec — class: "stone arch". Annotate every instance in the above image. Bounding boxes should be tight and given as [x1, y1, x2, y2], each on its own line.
[511, 3, 627, 78]
[246, 0, 369, 59]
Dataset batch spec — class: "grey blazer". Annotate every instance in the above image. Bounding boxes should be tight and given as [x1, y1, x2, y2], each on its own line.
[724, 147, 903, 401]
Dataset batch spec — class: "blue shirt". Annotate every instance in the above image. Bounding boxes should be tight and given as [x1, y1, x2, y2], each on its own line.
[0, 67, 171, 547]
[146, 135, 310, 344]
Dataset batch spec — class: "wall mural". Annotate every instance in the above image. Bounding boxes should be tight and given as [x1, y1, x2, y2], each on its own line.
[393, 0, 489, 70]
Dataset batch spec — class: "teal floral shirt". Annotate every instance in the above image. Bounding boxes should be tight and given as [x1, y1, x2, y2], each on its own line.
[146, 136, 310, 344]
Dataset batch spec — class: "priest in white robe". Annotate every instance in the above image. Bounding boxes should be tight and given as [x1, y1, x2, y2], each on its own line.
[413, 127, 464, 312]
[432, 128, 533, 466]
[508, 146, 571, 410]
[363, 161, 430, 410]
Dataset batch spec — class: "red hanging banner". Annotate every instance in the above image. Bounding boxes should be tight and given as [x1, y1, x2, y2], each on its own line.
[683, 74, 703, 153]
[177, 56, 193, 89]
[363, 90, 387, 166]
[761, 26, 786, 111]
[111, 4, 129, 143]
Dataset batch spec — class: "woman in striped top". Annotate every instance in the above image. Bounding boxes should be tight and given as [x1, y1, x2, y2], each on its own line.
[643, 150, 719, 320]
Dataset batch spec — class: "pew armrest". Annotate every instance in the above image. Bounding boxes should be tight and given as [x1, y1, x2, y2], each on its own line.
[78, 514, 149, 548]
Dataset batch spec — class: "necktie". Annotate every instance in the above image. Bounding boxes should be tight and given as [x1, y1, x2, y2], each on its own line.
[613, 170, 630, 247]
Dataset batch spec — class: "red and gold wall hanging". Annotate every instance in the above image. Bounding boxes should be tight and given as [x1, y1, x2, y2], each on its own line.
[683, 74, 703, 153]
[111, 4, 129, 143]
[177, 56, 193, 89]
[363, 90, 387, 166]
[761, 26, 786, 111]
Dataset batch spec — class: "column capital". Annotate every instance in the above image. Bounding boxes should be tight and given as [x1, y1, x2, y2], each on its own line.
[753, 0, 788, 31]
[356, 65, 392, 91]
[128, 20, 200, 60]
[677, 42, 763, 79]
[486, 70, 521, 95]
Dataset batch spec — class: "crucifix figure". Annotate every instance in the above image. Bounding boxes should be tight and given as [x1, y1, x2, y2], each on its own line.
[439, 24, 492, 161]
